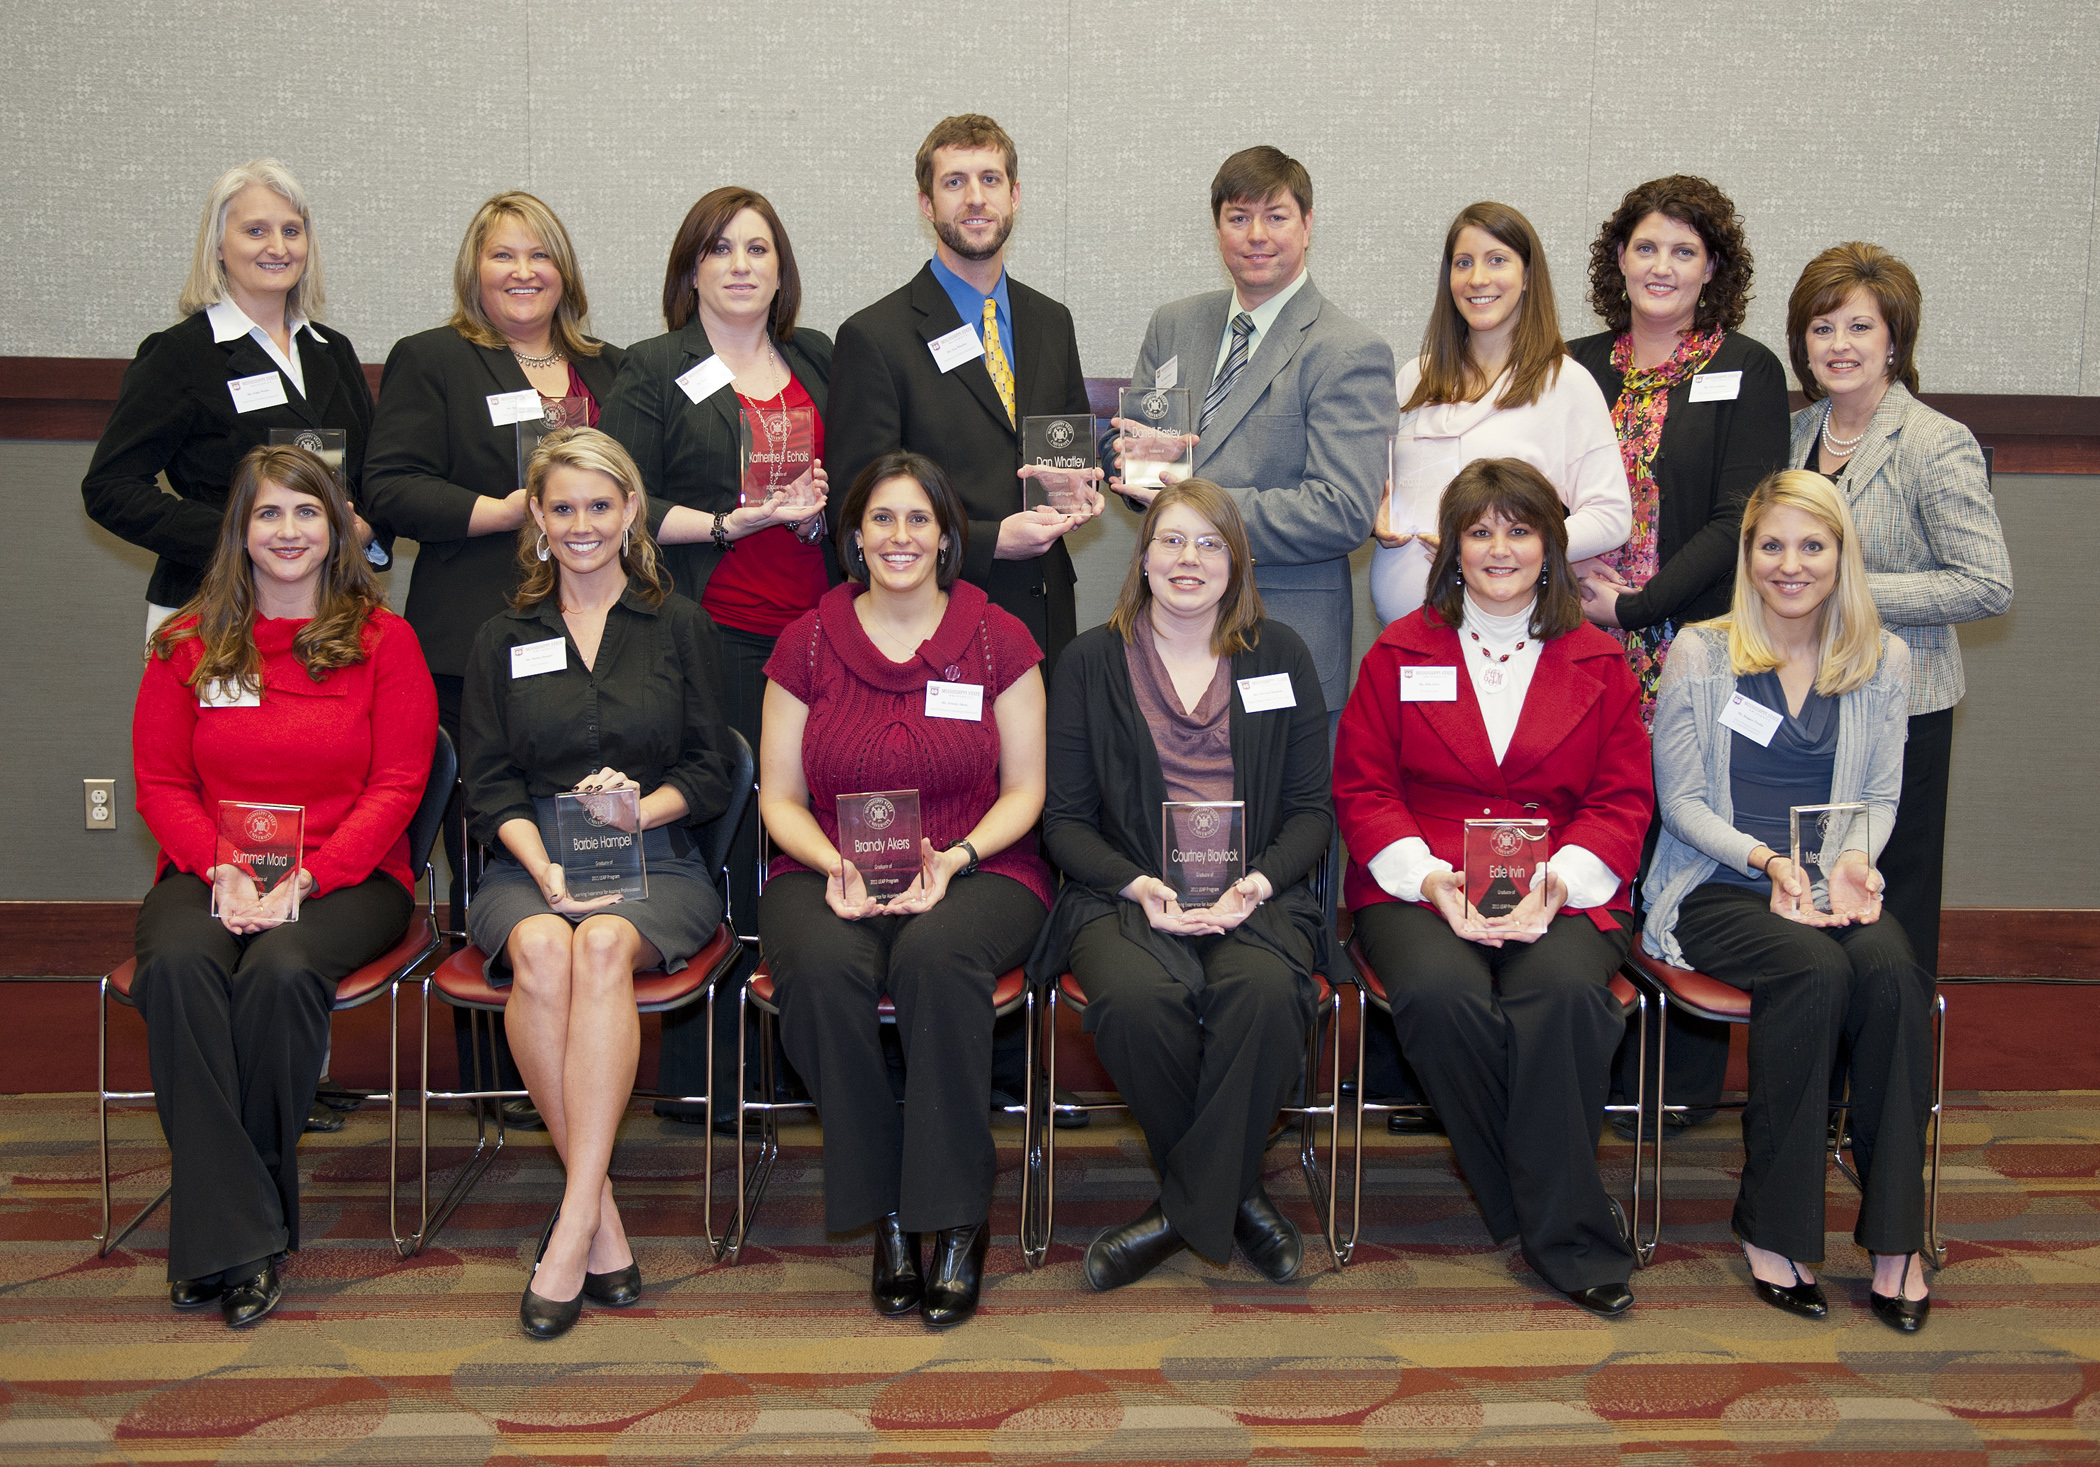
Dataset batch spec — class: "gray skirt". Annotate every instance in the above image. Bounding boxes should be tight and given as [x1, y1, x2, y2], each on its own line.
[467, 831, 726, 984]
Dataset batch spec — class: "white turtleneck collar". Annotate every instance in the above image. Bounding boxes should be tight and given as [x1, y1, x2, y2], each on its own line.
[1459, 593, 1544, 761]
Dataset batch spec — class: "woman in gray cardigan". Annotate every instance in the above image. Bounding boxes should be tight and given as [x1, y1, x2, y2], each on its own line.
[1645, 469, 1934, 1333]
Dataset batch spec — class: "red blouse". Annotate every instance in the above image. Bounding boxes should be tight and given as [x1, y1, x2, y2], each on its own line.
[132, 610, 439, 897]
[702, 375, 830, 636]
[764, 580, 1051, 907]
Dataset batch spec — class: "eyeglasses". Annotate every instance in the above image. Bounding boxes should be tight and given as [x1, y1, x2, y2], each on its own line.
[1150, 532, 1229, 559]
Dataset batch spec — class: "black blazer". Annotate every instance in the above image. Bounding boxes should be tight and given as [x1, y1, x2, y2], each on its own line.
[1027, 618, 1336, 994]
[600, 319, 842, 604]
[1566, 329, 1790, 629]
[361, 326, 624, 678]
[827, 262, 1091, 669]
[82, 311, 378, 608]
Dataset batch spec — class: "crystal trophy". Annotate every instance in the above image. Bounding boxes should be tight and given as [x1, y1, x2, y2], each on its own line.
[1161, 800, 1246, 908]
[1388, 437, 1457, 541]
[1116, 387, 1195, 489]
[212, 801, 305, 922]
[1790, 802, 1873, 916]
[553, 788, 647, 901]
[1463, 817, 1551, 933]
[835, 789, 923, 900]
[269, 428, 347, 492]
[739, 401, 817, 506]
[1021, 414, 1099, 512]
[517, 396, 590, 491]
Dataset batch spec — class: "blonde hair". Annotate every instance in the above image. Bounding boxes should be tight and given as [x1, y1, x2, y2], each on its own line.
[511, 428, 668, 609]
[1709, 470, 1883, 696]
[448, 191, 601, 357]
[177, 159, 324, 319]
[1107, 480, 1265, 657]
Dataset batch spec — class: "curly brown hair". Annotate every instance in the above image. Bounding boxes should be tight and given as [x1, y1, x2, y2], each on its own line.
[1586, 175, 1752, 335]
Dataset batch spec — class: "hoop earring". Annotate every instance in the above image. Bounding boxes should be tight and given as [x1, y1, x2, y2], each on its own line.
[534, 531, 550, 563]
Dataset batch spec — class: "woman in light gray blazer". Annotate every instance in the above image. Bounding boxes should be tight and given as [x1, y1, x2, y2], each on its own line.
[1785, 243, 2012, 976]
[1645, 470, 1933, 1333]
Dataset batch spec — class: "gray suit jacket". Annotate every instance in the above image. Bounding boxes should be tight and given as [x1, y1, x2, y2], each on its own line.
[1129, 278, 1397, 705]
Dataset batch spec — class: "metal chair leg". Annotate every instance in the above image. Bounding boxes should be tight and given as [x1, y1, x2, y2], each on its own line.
[1927, 990, 1948, 1268]
[1626, 989, 1655, 1266]
[94, 974, 171, 1258]
[1018, 987, 1045, 1268]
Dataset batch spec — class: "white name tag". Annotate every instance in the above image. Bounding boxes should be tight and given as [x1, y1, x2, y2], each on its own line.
[227, 371, 288, 413]
[1688, 370, 1742, 403]
[1236, 672, 1295, 712]
[1155, 355, 1179, 390]
[198, 678, 261, 709]
[487, 388, 545, 426]
[1719, 690, 1784, 747]
[927, 323, 986, 374]
[677, 354, 737, 405]
[924, 680, 984, 720]
[510, 637, 567, 679]
[1399, 666, 1458, 702]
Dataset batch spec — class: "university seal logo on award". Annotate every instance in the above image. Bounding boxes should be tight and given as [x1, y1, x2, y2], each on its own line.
[1046, 419, 1074, 449]
[213, 800, 306, 922]
[1116, 388, 1193, 489]
[1161, 800, 1246, 909]
[516, 398, 590, 492]
[269, 428, 347, 490]
[243, 808, 280, 844]
[1022, 414, 1099, 512]
[836, 789, 922, 900]
[739, 402, 816, 507]
[293, 430, 324, 454]
[1789, 801, 1872, 917]
[1142, 391, 1169, 420]
[553, 788, 648, 901]
[1462, 816, 1551, 934]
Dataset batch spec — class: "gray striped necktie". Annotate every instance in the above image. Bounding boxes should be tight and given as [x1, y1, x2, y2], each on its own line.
[1199, 312, 1255, 431]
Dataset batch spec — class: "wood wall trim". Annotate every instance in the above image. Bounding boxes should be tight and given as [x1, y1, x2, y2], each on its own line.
[4, 356, 2097, 473]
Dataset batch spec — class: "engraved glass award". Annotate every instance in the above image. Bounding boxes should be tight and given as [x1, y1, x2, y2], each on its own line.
[739, 401, 817, 506]
[553, 788, 647, 901]
[1021, 414, 1098, 512]
[836, 789, 923, 900]
[1388, 437, 1457, 541]
[517, 397, 590, 491]
[1161, 800, 1246, 908]
[1463, 817, 1551, 934]
[269, 428, 347, 492]
[212, 801, 304, 922]
[1790, 801, 1873, 916]
[1117, 387, 1194, 489]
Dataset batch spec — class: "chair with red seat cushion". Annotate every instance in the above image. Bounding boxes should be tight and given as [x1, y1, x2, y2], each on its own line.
[93, 729, 457, 1258]
[1621, 946, 1948, 1266]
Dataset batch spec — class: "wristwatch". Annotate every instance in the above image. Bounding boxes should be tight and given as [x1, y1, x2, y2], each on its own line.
[948, 838, 981, 877]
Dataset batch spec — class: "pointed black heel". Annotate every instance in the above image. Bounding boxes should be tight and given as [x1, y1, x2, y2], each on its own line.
[1869, 1251, 1931, 1333]
[521, 1200, 583, 1340]
[1736, 1232, 1828, 1319]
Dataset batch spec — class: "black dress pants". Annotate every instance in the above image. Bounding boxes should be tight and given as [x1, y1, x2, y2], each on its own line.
[760, 870, 1045, 1233]
[1880, 707, 1953, 978]
[1674, 882, 1933, 1261]
[130, 872, 412, 1281]
[434, 674, 521, 1092]
[1355, 901, 1635, 1293]
[1068, 915, 1317, 1262]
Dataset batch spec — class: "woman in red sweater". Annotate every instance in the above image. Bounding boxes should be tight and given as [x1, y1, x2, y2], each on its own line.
[757, 450, 1049, 1329]
[131, 444, 437, 1330]
[1336, 457, 1652, 1317]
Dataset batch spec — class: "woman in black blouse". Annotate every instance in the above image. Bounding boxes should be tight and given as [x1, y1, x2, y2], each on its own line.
[461, 427, 736, 1340]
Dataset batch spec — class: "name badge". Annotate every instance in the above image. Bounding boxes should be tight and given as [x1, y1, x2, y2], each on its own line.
[1236, 672, 1295, 712]
[1399, 666, 1458, 702]
[924, 680, 984, 721]
[926, 323, 986, 374]
[198, 678, 261, 709]
[1719, 690, 1783, 747]
[1154, 355, 1179, 390]
[487, 388, 545, 426]
[510, 638, 567, 679]
[677, 354, 737, 405]
[227, 371, 288, 414]
[1688, 370, 1742, 403]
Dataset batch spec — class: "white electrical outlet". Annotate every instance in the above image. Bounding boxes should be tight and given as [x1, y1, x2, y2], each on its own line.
[84, 778, 116, 831]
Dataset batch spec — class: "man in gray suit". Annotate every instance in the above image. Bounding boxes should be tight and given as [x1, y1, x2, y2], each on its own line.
[1113, 145, 1398, 717]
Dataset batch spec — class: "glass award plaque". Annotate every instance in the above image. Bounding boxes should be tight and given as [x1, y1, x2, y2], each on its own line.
[517, 396, 590, 492]
[1388, 437, 1456, 540]
[739, 402, 817, 506]
[553, 788, 647, 901]
[269, 428, 347, 492]
[1117, 387, 1194, 489]
[1463, 817, 1551, 933]
[212, 801, 304, 922]
[1161, 800, 1246, 908]
[1790, 801, 1873, 916]
[835, 789, 923, 900]
[1021, 414, 1098, 512]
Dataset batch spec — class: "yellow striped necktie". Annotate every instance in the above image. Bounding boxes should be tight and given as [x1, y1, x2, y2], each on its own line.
[982, 297, 1015, 426]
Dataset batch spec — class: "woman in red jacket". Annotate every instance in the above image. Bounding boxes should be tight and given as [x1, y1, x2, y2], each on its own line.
[1336, 457, 1652, 1317]
[131, 444, 437, 1330]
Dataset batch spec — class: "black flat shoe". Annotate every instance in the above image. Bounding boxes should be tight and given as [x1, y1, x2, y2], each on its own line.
[220, 1260, 281, 1329]
[170, 1277, 224, 1310]
[871, 1213, 924, 1317]
[1387, 1109, 1444, 1135]
[1233, 1186, 1303, 1283]
[1084, 1203, 1187, 1292]
[582, 1262, 642, 1307]
[1565, 1281, 1634, 1317]
[1869, 1252, 1931, 1334]
[1739, 1238, 1827, 1319]
[920, 1221, 990, 1328]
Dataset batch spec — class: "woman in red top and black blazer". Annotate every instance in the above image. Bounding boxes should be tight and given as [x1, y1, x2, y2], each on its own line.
[131, 445, 437, 1330]
[1336, 457, 1653, 1317]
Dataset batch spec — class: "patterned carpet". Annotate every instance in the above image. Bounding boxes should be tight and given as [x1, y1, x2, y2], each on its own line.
[2, 1091, 2099, 1464]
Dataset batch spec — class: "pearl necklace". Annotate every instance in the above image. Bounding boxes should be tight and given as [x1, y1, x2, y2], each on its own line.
[512, 344, 566, 369]
[1819, 402, 1867, 458]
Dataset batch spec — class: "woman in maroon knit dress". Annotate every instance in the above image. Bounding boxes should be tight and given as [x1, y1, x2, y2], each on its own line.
[757, 450, 1049, 1329]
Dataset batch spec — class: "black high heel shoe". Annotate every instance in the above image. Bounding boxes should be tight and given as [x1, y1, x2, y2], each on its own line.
[1740, 1239, 1827, 1319]
[1869, 1251, 1931, 1334]
[871, 1213, 924, 1317]
[920, 1221, 990, 1328]
[582, 1261, 642, 1308]
[521, 1201, 584, 1340]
